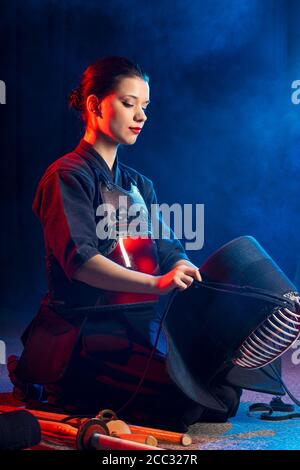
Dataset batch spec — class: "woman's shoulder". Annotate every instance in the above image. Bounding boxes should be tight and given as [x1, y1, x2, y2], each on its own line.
[32, 151, 97, 218]
[38, 150, 95, 187]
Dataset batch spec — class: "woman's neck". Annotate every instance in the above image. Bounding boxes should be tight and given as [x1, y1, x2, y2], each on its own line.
[83, 128, 119, 171]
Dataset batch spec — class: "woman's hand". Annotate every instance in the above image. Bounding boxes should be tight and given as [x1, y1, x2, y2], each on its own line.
[153, 264, 202, 295]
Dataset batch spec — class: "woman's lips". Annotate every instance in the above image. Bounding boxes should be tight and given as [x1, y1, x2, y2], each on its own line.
[129, 127, 142, 134]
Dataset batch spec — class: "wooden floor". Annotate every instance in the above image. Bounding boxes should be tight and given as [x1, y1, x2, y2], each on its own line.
[1, 392, 300, 450]
[1, 338, 299, 450]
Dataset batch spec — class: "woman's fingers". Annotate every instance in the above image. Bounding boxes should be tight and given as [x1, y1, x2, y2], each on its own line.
[176, 279, 190, 291]
[156, 264, 202, 295]
[181, 273, 194, 286]
[177, 265, 202, 282]
[174, 273, 194, 290]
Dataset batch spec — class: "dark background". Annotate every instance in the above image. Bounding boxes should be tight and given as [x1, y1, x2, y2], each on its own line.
[1, 0, 300, 339]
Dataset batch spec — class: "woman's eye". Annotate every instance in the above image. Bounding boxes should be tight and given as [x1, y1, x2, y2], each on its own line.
[123, 102, 148, 112]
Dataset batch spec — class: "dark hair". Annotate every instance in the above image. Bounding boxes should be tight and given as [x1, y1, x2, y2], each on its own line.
[68, 56, 149, 121]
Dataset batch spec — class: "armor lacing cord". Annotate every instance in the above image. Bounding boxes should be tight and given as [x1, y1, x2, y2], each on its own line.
[252, 362, 300, 421]
[247, 362, 300, 421]
[115, 288, 178, 415]
[247, 370, 300, 421]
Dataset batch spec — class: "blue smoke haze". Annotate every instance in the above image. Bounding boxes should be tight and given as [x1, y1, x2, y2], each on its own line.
[1, 0, 300, 314]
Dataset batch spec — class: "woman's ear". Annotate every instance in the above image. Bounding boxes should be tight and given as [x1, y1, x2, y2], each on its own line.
[86, 94, 102, 117]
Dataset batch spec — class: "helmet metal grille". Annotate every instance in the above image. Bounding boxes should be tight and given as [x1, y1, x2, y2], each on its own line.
[233, 292, 300, 369]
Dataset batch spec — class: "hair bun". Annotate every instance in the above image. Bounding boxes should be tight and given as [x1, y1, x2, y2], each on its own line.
[68, 87, 83, 111]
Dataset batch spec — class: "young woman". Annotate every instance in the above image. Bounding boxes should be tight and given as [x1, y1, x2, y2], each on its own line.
[12, 57, 242, 431]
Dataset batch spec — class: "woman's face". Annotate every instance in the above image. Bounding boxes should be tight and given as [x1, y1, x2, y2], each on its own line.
[91, 76, 150, 145]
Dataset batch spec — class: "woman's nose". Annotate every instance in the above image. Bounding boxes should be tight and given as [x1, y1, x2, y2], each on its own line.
[135, 109, 147, 122]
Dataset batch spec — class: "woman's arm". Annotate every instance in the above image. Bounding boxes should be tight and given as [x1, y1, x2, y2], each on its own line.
[34, 169, 201, 295]
[73, 253, 157, 293]
[73, 253, 201, 295]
